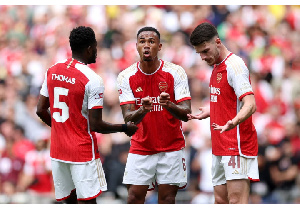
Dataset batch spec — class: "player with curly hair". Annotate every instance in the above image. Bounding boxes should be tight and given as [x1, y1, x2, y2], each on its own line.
[36, 26, 138, 204]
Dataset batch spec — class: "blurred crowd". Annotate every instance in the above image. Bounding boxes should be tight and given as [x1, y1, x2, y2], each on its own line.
[0, 5, 300, 204]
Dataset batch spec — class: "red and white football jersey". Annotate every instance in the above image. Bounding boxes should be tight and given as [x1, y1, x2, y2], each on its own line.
[117, 60, 191, 155]
[40, 58, 103, 163]
[210, 53, 258, 157]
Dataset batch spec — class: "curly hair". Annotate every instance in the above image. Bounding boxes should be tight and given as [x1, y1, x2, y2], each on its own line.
[137, 26, 160, 40]
[190, 22, 219, 46]
[69, 26, 96, 53]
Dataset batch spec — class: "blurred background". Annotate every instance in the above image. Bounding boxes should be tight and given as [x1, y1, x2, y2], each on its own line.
[0, 5, 300, 204]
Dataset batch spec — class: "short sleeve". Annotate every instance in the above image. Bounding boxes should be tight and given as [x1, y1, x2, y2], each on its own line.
[173, 66, 191, 103]
[40, 71, 49, 97]
[87, 75, 105, 109]
[117, 72, 135, 105]
[226, 56, 254, 101]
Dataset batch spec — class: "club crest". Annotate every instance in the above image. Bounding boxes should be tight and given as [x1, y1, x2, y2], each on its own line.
[159, 81, 168, 92]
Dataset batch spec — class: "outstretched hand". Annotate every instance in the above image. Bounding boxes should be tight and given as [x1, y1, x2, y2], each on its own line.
[211, 120, 235, 133]
[187, 107, 210, 120]
[125, 121, 138, 137]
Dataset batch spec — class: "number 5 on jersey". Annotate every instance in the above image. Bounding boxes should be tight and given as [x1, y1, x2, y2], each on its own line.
[53, 87, 69, 123]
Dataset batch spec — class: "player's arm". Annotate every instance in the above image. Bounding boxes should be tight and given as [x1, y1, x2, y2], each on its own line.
[212, 94, 256, 133]
[89, 108, 137, 136]
[159, 92, 191, 122]
[36, 95, 51, 127]
[121, 96, 153, 125]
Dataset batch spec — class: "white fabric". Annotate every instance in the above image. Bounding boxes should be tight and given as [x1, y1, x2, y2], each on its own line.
[51, 158, 107, 200]
[211, 154, 259, 186]
[123, 150, 187, 189]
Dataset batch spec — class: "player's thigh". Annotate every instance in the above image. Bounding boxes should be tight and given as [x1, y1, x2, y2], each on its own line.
[51, 160, 76, 201]
[70, 158, 107, 201]
[221, 155, 258, 203]
[123, 153, 159, 186]
[156, 149, 187, 188]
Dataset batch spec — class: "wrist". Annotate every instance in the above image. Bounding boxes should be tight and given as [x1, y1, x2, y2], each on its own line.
[231, 118, 238, 127]
[122, 123, 128, 132]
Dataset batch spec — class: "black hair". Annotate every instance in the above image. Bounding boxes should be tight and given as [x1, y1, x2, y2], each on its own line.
[137, 26, 160, 40]
[190, 22, 219, 46]
[69, 26, 96, 53]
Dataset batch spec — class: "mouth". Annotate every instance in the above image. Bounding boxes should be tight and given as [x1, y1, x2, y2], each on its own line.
[143, 51, 150, 57]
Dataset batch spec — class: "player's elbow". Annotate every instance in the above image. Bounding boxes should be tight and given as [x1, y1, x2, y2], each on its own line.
[90, 124, 100, 133]
[251, 103, 257, 114]
[36, 108, 44, 118]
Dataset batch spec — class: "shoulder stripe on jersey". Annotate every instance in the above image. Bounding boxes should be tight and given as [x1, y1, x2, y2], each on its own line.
[120, 101, 135, 106]
[227, 56, 243, 76]
[177, 97, 191, 103]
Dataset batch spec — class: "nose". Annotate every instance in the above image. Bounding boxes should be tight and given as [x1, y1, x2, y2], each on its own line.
[144, 42, 150, 48]
[200, 53, 206, 61]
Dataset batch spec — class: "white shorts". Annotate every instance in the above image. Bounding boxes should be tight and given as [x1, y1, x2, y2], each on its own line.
[51, 158, 107, 201]
[123, 149, 187, 190]
[212, 155, 259, 186]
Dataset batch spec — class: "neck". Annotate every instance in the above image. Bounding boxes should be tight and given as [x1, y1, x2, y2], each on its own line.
[217, 45, 230, 64]
[72, 54, 87, 65]
[139, 57, 161, 74]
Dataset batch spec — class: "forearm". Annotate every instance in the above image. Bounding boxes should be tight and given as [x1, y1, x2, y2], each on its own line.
[124, 106, 147, 124]
[91, 121, 124, 134]
[163, 101, 191, 122]
[232, 102, 256, 127]
[36, 109, 52, 127]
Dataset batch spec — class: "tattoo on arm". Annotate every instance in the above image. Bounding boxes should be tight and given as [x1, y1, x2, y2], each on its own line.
[164, 100, 191, 122]
[121, 103, 147, 124]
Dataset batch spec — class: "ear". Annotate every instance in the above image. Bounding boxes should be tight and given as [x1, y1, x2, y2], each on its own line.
[158, 43, 162, 51]
[87, 45, 92, 54]
[215, 38, 221, 45]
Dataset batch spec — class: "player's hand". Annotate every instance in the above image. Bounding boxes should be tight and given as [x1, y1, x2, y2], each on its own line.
[125, 121, 138, 137]
[141, 96, 153, 113]
[159, 92, 170, 107]
[211, 120, 235, 133]
[187, 107, 210, 120]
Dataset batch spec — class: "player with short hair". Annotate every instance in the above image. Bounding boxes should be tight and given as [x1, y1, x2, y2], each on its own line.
[117, 26, 192, 204]
[36, 26, 138, 204]
[188, 22, 260, 204]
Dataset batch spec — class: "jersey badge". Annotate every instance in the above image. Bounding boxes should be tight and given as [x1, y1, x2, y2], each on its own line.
[158, 81, 168, 92]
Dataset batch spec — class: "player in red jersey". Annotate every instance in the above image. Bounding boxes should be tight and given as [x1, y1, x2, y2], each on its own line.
[117, 27, 192, 204]
[36, 26, 138, 204]
[188, 22, 259, 204]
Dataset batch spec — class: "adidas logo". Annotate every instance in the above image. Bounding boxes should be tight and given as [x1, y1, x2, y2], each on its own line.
[136, 87, 143, 92]
[232, 170, 239, 174]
